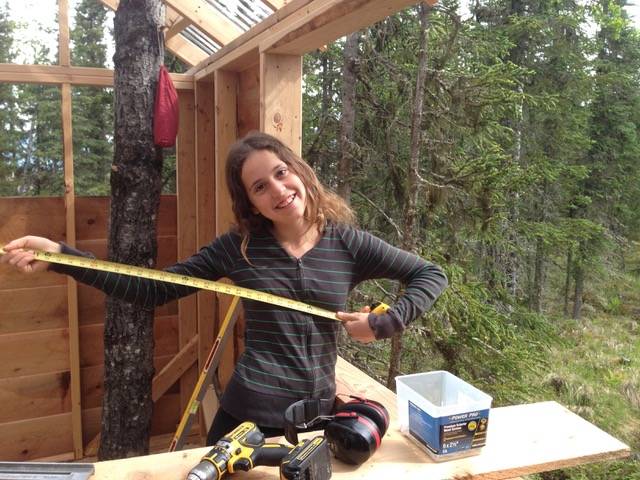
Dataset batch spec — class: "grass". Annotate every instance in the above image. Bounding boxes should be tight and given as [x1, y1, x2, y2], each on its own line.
[525, 272, 640, 479]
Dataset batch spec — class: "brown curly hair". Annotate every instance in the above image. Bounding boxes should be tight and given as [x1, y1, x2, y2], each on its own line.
[225, 131, 355, 259]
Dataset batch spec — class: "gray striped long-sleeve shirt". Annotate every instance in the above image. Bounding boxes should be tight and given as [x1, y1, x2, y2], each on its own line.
[52, 223, 447, 427]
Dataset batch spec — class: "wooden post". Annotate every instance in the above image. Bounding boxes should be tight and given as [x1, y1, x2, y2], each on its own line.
[213, 69, 239, 389]
[260, 53, 302, 154]
[194, 78, 216, 437]
[59, 0, 83, 460]
[176, 91, 198, 417]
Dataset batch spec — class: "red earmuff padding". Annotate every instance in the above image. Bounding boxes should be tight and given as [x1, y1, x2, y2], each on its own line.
[339, 400, 389, 436]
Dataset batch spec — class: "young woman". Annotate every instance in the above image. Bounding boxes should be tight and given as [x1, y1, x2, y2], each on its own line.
[0, 131, 448, 443]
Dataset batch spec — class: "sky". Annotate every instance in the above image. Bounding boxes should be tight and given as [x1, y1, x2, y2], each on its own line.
[4, 0, 640, 66]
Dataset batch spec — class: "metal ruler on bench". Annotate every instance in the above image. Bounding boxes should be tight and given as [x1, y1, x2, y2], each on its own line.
[0, 462, 94, 480]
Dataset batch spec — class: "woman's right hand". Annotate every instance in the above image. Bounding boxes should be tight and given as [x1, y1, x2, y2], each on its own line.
[0, 236, 61, 274]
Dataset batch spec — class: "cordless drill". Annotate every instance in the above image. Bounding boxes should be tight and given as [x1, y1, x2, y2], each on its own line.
[187, 422, 290, 480]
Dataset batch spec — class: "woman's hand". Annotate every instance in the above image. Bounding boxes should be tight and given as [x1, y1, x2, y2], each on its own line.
[337, 305, 376, 343]
[0, 236, 61, 274]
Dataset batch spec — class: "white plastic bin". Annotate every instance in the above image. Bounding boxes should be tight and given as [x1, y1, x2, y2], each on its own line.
[395, 371, 492, 461]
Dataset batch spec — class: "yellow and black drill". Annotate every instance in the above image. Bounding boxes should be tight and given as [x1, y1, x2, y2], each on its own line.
[187, 421, 331, 480]
[187, 422, 290, 480]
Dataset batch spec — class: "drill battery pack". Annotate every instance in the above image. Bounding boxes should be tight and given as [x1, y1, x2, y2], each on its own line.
[280, 436, 331, 480]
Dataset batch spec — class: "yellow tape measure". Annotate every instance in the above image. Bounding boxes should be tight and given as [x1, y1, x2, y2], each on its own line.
[0, 247, 342, 320]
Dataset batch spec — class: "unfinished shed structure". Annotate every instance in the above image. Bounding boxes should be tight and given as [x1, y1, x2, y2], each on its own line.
[0, 0, 435, 462]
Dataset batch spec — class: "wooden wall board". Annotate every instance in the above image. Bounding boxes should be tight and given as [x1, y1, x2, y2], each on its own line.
[0, 197, 66, 242]
[0, 328, 70, 379]
[0, 412, 74, 461]
[0, 371, 72, 423]
[74, 196, 177, 240]
[0, 285, 68, 334]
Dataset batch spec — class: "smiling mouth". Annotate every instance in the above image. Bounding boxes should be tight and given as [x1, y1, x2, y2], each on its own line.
[276, 193, 296, 209]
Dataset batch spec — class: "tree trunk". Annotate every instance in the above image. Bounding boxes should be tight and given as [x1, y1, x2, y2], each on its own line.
[572, 253, 584, 320]
[386, 3, 431, 389]
[563, 248, 572, 317]
[99, 0, 164, 460]
[337, 32, 359, 201]
[530, 237, 545, 313]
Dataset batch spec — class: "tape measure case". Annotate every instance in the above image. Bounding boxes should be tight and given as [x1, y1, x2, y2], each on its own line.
[395, 371, 492, 462]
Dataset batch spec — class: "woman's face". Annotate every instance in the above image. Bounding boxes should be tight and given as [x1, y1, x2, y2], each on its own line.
[241, 149, 308, 228]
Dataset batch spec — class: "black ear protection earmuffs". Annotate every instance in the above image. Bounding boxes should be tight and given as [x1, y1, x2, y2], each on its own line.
[283, 396, 390, 465]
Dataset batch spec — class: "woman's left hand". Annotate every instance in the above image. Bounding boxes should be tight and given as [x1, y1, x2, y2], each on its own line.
[336, 306, 376, 343]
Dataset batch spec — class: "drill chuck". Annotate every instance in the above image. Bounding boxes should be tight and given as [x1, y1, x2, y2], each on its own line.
[187, 461, 220, 480]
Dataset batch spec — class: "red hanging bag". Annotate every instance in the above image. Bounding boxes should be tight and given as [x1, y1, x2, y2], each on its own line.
[153, 65, 179, 148]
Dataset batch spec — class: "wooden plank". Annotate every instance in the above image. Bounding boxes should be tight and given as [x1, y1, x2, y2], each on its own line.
[0, 64, 194, 90]
[176, 90, 199, 415]
[262, 0, 287, 9]
[61, 77, 83, 459]
[166, 33, 208, 67]
[194, 79, 216, 397]
[0, 197, 66, 244]
[260, 53, 302, 153]
[58, 0, 70, 67]
[0, 285, 67, 334]
[261, 0, 426, 55]
[75, 195, 177, 240]
[0, 413, 73, 461]
[165, 16, 191, 41]
[89, 399, 631, 480]
[165, 0, 244, 46]
[90, 358, 631, 480]
[0, 371, 72, 423]
[0, 329, 70, 379]
[238, 64, 260, 136]
[214, 69, 241, 390]
[79, 315, 178, 368]
[152, 335, 198, 402]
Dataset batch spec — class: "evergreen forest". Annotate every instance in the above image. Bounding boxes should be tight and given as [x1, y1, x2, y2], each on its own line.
[0, 0, 638, 478]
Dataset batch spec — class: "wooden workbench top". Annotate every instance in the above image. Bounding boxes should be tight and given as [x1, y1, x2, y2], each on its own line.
[90, 400, 630, 480]
[91, 359, 630, 480]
